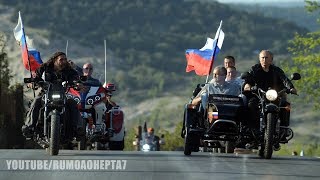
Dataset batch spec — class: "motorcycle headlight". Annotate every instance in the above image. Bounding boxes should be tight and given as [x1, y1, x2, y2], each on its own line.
[266, 89, 278, 101]
[133, 141, 137, 146]
[52, 94, 61, 99]
[50, 91, 63, 100]
[142, 144, 150, 151]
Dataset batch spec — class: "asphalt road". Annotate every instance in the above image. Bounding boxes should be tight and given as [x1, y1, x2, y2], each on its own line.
[0, 149, 319, 180]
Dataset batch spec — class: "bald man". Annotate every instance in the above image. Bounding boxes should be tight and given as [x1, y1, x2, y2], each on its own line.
[82, 63, 101, 86]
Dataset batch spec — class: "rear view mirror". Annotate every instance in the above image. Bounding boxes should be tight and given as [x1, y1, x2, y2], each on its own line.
[291, 73, 301, 81]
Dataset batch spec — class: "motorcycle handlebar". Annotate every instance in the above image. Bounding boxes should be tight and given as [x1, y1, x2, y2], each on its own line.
[252, 86, 298, 96]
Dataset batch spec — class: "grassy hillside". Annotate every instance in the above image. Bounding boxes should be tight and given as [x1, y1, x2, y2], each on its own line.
[0, 0, 309, 102]
[229, 3, 319, 32]
[0, 1, 318, 149]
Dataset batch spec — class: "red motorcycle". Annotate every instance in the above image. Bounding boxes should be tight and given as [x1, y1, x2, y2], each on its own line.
[67, 83, 125, 150]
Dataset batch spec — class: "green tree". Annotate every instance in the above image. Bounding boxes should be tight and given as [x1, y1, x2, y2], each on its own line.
[0, 32, 25, 149]
[287, 0, 320, 109]
[0, 33, 11, 94]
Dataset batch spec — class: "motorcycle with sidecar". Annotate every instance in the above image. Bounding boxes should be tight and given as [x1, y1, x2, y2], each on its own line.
[181, 83, 247, 155]
[182, 73, 301, 159]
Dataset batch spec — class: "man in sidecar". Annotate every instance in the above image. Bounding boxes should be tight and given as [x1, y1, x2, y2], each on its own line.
[182, 66, 244, 155]
[191, 66, 240, 107]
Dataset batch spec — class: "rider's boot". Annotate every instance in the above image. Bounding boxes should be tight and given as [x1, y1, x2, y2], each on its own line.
[273, 143, 281, 151]
[22, 125, 34, 138]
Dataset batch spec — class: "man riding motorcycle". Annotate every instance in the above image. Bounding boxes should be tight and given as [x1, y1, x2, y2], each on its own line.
[242, 50, 297, 150]
[22, 51, 84, 141]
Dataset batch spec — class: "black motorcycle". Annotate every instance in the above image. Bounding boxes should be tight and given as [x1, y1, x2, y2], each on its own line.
[133, 124, 165, 151]
[24, 74, 86, 155]
[181, 84, 246, 155]
[240, 73, 301, 159]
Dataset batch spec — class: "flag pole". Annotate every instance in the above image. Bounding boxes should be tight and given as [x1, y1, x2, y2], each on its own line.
[19, 11, 35, 97]
[65, 40, 69, 56]
[206, 21, 223, 83]
[104, 39, 107, 84]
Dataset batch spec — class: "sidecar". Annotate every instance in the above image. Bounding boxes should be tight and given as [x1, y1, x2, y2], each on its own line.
[182, 93, 247, 155]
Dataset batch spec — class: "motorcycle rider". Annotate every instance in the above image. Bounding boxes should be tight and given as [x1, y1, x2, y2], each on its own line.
[82, 63, 101, 86]
[22, 51, 84, 140]
[146, 127, 160, 150]
[242, 50, 297, 150]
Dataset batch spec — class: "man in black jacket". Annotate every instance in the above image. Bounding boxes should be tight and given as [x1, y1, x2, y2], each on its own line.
[242, 50, 297, 150]
[22, 51, 83, 139]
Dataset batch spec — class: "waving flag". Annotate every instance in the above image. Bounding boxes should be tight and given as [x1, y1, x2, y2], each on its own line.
[13, 11, 43, 71]
[185, 21, 224, 76]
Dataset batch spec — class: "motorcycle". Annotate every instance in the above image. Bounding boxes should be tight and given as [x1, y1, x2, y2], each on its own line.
[24, 74, 86, 155]
[133, 123, 165, 151]
[181, 85, 246, 155]
[67, 83, 125, 150]
[138, 133, 161, 152]
[240, 72, 301, 159]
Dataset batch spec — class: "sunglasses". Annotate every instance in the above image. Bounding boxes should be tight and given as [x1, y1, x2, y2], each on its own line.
[83, 67, 93, 70]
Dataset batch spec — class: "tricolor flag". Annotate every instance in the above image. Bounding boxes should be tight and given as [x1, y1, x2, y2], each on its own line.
[185, 21, 225, 76]
[212, 111, 219, 120]
[13, 11, 43, 71]
[208, 111, 219, 120]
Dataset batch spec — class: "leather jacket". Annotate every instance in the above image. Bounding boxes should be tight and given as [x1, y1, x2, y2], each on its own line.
[35, 63, 79, 83]
[244, 64, 294, 92]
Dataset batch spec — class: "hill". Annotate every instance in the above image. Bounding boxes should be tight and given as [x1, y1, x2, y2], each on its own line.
[0, 1, 318, 146]
[228, 3, 319, 32]
[0, 0, 308, 102]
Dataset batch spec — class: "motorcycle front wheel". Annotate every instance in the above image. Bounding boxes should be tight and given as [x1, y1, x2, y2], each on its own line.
[263, 113, 276, 159]
[49, 110, 60, 156]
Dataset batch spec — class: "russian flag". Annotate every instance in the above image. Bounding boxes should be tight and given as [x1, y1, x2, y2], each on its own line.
[213, 111, 219, 120]
[185, 21, 225, 76]
[13, 12, 43, 71]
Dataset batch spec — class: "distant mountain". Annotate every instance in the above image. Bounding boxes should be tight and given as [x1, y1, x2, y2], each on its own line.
[228, 3, 319, 32]
[217, 0, 305, 7]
